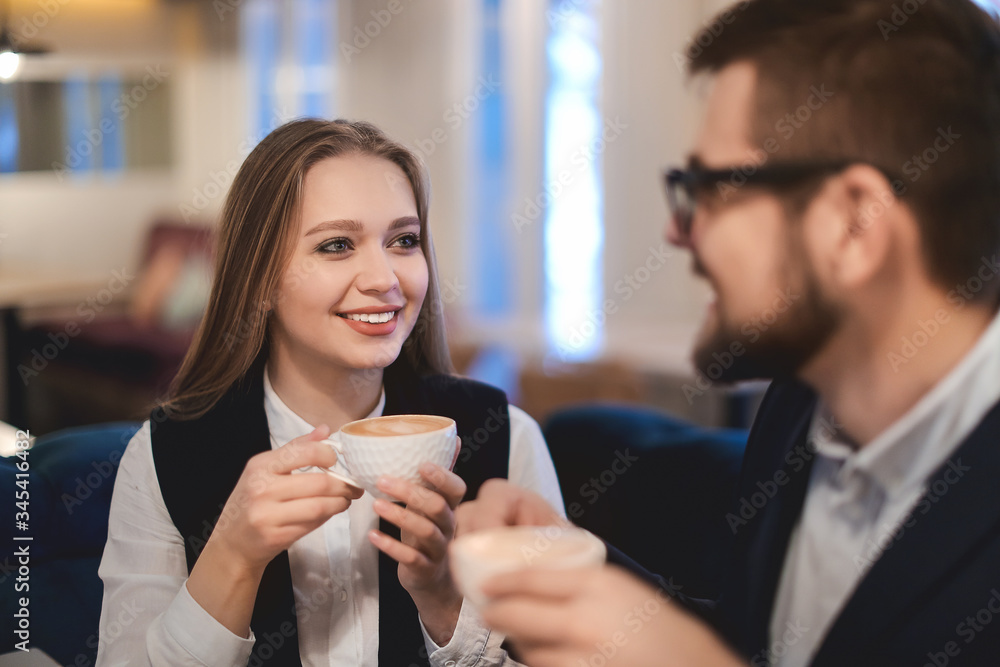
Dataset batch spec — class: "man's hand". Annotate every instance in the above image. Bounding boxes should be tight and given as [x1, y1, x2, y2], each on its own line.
[454, 478, 566, 537]
[480, 565, 746, 667]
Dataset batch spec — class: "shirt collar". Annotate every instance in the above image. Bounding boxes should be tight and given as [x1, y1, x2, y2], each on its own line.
[262, 366, 386, 449]
[808, 307, 1000, 496]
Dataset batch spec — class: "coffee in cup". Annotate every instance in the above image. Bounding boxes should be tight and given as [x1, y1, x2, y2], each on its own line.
[342, 414, 450, 437]
[323, 414, 457, 500]
[450, 525, 607, 608]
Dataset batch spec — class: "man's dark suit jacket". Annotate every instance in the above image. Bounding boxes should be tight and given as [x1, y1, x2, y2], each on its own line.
[612, 379, 1000, 666]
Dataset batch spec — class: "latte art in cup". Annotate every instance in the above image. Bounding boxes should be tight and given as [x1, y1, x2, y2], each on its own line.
[342, 414, 453, 437]
[322, 414, 457, 500]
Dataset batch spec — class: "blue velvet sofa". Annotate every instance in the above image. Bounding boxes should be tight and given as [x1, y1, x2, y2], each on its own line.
[0, 422, 140, 666]
[0, 405, 746, 662]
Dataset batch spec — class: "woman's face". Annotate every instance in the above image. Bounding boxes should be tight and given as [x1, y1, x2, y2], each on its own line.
[269, 153, 429, 376]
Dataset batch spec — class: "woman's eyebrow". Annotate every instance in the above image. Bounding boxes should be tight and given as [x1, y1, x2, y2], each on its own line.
[305, 216, 419, 237]
[305, 219, 363, 236]
[389, 216, 420, 230]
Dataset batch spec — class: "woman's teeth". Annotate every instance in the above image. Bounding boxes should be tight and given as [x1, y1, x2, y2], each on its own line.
[341, 311, 396, 323]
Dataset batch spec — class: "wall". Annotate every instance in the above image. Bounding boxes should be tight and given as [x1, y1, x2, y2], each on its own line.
[600, 0, 712, 370]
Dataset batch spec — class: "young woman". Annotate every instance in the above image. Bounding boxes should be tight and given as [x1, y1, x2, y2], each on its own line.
[97, 119, 565, 666]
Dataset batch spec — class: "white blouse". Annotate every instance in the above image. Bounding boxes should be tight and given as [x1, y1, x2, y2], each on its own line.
[96, 375, 565, 667]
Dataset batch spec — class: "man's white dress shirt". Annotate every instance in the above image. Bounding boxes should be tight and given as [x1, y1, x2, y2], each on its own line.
[97, 372, 565, 667]
[769, 310, 1000, 666]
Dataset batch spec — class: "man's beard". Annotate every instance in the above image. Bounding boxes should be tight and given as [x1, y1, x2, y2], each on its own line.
[692, 262, 840, 383]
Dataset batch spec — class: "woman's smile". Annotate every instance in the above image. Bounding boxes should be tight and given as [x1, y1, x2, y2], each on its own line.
[336, 307, 402, 335]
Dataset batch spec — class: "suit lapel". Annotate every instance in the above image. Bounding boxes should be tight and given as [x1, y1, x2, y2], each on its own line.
[741, 409, 816, 649]
[815, 399, 1000, 661]
[721, 381, 819, 654]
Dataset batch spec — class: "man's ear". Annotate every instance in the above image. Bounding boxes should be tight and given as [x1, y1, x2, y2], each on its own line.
[823, 164, 906, 291]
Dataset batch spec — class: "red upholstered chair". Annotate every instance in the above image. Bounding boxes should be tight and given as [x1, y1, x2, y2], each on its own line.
[21, 221, 214, 433]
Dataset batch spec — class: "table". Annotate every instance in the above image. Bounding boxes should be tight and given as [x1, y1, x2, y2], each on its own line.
[0, 419, 32, 456]
[0, 265, 111, 425]
[0, 649, 60, 666]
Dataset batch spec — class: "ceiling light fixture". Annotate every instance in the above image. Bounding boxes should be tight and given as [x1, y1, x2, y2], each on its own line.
[0, 0, 50, 82]
[0, 31, 20, 81]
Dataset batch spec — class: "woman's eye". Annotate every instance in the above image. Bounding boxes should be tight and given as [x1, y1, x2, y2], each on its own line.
[392, 233, 421, 249]
[318, 238, 351, 254]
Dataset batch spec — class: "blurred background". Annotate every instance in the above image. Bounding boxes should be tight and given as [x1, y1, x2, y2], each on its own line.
[14, 6, 1000, 663]
[0, 0, 770, 439]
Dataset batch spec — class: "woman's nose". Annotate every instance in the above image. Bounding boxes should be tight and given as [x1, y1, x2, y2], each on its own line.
[356, 248, 399, 293]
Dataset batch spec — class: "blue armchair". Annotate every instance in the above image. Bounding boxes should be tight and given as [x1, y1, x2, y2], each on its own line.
[542, 403, 748, 600]
[0, 422, 140, 665]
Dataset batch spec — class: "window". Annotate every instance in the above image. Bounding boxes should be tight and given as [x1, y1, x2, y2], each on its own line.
[544, 0, 603, 360]
[0, 72, 171, 176]
[242, 0, 335, 141]
[473, 0, 511, 316]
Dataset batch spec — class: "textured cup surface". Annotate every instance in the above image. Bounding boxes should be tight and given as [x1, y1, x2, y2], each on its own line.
[324, 414, 457, 500]
[451, 525, 606, 608]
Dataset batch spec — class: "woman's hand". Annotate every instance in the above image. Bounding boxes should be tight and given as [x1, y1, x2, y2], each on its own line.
[369, 457, 467, 646]
[209, 424, 363, 570]
[187, 425, 363, 636]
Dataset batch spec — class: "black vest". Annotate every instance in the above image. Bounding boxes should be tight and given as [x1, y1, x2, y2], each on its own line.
[150, 360, 511, 666]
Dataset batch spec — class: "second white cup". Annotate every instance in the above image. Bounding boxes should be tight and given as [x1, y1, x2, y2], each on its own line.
[450, 524, 607, 608]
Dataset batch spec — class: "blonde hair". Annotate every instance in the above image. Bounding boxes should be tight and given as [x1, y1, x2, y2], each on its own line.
[162, 119, 452, 419]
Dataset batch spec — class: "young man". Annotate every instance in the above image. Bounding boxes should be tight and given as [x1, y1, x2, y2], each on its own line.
[455, 1, 1000, 665]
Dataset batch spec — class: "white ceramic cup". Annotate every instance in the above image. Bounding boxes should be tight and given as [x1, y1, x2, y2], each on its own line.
[322, 414, 457, 500]
[450, 524, 607, 608]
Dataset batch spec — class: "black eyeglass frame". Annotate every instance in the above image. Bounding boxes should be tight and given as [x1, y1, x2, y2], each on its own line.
[664, 160, 903, 238]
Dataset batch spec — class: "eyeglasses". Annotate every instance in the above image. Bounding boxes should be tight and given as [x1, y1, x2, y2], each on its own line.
[664, 160, 894, 238]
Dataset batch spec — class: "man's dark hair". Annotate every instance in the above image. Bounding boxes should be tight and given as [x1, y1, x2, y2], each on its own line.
[689, 0, 1000, 303]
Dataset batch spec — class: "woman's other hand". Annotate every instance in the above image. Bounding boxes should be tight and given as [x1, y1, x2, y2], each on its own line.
[369, 453, 467, 646]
